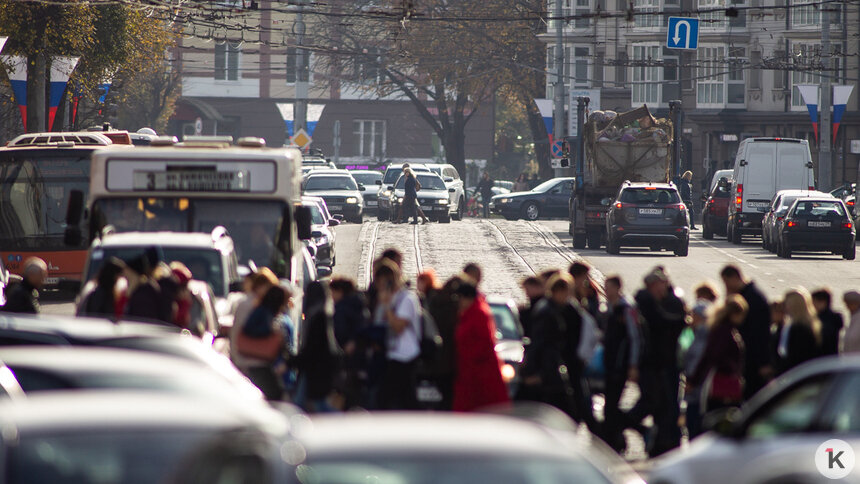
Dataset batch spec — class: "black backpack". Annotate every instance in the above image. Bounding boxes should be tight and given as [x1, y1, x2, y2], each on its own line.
[418, 308, 443, 366]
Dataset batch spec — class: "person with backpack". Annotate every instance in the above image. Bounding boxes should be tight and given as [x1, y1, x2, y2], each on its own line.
[452, 281, 509, 412]
[293, 281, 342, 412]
[77, 257, 126, 320]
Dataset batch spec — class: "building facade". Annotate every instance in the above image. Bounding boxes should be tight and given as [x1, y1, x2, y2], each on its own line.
[544, 0, 859, 192]
[169, 0, 493, 166]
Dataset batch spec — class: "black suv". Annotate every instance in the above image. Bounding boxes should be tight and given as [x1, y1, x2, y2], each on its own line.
[605, 182, 690, 256]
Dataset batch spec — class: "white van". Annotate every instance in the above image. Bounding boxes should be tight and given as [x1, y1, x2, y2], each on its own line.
[727, 137, 815, 244]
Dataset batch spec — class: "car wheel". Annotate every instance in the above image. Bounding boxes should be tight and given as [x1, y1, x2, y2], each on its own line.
[573, 233, 586, 250]
[844, 243, 856, 260]
[452, 198, 464, 221]
[702, 219, 714, 240]
[606, 235, 620, 255]
[522, 202, 540, 221]
[674, 240, 689, 257]
[778, 241, 791, 259]
[504, 216, 518, 221]
[730, 222, 742, 244]
[439, 214, 451, 223]
[377, 210, 388, 222]
[587, 231, 601, 249]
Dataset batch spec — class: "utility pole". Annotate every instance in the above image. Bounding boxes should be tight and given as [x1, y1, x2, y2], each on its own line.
[293, 0, 308, 137]
[669, 100, 683, 180]
[553, 0, 566, 176]
[819, 8, 832, 191]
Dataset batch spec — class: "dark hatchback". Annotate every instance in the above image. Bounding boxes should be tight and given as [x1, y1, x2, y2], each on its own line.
[348, 170, 383, 214]
[605, 182, 690, 256]
[489, 178, 575, 221]
[701, 177, 731, 239]
[776, 198, 856, 260]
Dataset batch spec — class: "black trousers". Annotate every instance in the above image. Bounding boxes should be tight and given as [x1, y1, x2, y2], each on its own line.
[246, 366, 284, 401]
[379, 358, 418, 410]
[603, 372, 628, 451]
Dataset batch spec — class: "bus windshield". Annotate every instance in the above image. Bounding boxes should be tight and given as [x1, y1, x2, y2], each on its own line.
[0, 152, 90, 250]
[91, 198, 287, 271]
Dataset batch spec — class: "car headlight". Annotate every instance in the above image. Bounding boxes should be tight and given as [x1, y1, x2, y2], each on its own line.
[437, 199, 448, 205]
[382, 190, 391, 197]
[313, 235, 329, 246]
[397, 197, 404, 203]
[346, 197, 358, 204]
[501, 363, 516, 383]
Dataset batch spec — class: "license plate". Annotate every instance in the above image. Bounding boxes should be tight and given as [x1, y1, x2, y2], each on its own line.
[367, 201, 377, 207]
[808, 221, 832, 228]
[639, 208, 662, 215]
[328, 205, 342, 211]
[748, 201, 770, 208]
[45, 277, 60, 285]
[421, 206, 433, 210]
[416, 382, 443, 403]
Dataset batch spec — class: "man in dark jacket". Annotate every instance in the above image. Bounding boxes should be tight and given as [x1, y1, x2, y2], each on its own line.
[3, 257, 47, 314]
[721, 264, 771, 399]
[601, 275, 641, 452]
[812, 288, 843, 356]
[629, 267, 686, 457]
[678, 171, 696, 229]
[476, 171, 494, 218]
[518, 276, 545, 339]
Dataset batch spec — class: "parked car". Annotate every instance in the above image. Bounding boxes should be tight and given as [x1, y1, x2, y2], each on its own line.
[489, 177, 576, 221]
[302, 170, 365, 223]
[701, 176, 732, 239]
[284, 411, 642, 484]
[376, 163, 431, 221]
[390, 172, 453, 223]
[727, 137, 816, 244]
[605, 182, 690, 256]
[487, 297, 525, 397]
[761, 190, 832, 252]
[348, 169, 384, 214]
[776, 197, 855, 260]
[0, 391, 290, 484]
[649, 355, 860, 484]
[425, 163, 467, 220]
[300, 199, 338, 269]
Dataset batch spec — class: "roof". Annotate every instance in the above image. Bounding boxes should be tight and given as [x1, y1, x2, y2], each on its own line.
[298, 413, 578, 457]
[97, 231, 232, 251]
[623, 181, 676, 189]
[0, 313, 181, 341]
[775, 189, 832, 197]
[6, 132, 113, 147]
[305, 169, 351, 177]
[0, 391, 285, 434]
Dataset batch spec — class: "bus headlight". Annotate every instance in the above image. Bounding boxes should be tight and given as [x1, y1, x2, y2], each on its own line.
[346, 197, 358, 204]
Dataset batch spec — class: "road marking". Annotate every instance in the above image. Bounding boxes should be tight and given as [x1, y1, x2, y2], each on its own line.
[413, 224, 424, 274]
[362, 221, 381, 290]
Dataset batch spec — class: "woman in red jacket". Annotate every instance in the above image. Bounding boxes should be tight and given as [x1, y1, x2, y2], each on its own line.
[452, 282, 510, 412]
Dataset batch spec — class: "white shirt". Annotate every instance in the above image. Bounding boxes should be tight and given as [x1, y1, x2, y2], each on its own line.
[386, 289, 422, 362]
[843, 310, 860, 354]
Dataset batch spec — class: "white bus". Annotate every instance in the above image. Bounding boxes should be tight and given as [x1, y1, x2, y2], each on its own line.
[65, 137, 311, 299]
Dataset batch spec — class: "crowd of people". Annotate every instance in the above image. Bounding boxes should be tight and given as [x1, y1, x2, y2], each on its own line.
[7, 251, 860, 460]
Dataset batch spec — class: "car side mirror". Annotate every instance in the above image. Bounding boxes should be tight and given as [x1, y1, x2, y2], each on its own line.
[316, 265, 332, 278]
[333, 214, 344, 221]
[601, 198, 613, 206]
[375, 180, 382, 185]
[295, 205, 313, 240]
[328, 218, 340, 227]
[228, 281, 244, 293]
[311, 230, 323, 239]
[358, 184, 366, 191]
[448, 188, 456, 193]
[444, 177, 454, 183]
[703, 407, 743, 438]
[387, 185, 394, 191]
[739, 160, 748, 167]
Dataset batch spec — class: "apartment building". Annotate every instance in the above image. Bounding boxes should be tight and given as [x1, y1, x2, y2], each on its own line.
[543, 0, 859, 190]
[168, 0, 493, 165]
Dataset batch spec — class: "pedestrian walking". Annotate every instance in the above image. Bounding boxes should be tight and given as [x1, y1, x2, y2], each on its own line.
[477, 171, 495, 218]
[237, 284, 289, 400]
[123, 250, 173, 324]
[330, 278, 369, 409]
[766, 300, 786, 382]
[519, 276, 545, 339]
[630, 267, 686, 457]
[842, 291, 860, 353]
[293, 281, 342, 412]
[601, 275, 641, 452]
[77, 257, 126, 319]
[689, 295, 747, 412]
[416, 270, 440, 306]
[679, 170, 696, 229]
[812, 288, 843, 356]
[374, 260, 422, 410]
[720, 265, 771, 399]
[452, 281, 510, 412]
[230, 268, 280, 381]
[776, 289, 822, 374]
[427, 275, 462, 410]
[398, 168, 428, 224]
[3, 257, 47, 314]
[569, 261, 600, 319]
[513, 173, 530, 192]
[681, 299, 711, 439]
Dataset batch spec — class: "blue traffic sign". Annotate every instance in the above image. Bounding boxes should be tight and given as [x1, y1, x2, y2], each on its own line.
[551, 140, 564, 158]
[666, 17, 699, 50]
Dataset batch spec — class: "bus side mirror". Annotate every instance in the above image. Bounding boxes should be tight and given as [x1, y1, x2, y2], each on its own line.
[64, 190, 85, 247]
[294, 206, 313, 240]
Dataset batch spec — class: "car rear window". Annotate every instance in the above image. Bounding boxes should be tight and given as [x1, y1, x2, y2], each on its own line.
[620, 188, 680, 204]
[791, 201, 846, 218]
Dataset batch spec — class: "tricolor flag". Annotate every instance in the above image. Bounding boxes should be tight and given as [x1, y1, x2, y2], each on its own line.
[536, 98, 553, 139]
[48, 56, 79, 130]
[832, 85, 854, 144]
[2, 56, 28, 129]
[276, 102, 295, 137]
[306, 104, 325, 136]
[797, 85, 819, 143]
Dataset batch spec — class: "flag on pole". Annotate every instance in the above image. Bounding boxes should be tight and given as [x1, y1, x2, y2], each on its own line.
[306, 104, 325, 136]
[2, 56, 28, 129]
[535, 99, 553, 138]
[832, 85, 854, 144]
[48, 57, 79, 131]
[276, 102, 294, 137]
[796, 85, 819, 143]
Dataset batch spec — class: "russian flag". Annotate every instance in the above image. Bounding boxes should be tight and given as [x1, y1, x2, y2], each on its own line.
[796, 85, 819, 143]
[48, 57, 79, 131]
[536, 98, 554, 139]
[832, 85, 854, 144]
[2, 56, 28, 129]
[306, 104, 325, 137]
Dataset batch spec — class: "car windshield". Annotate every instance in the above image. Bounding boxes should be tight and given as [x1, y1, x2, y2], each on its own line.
[86, 247, 226, 296]
[620, 188, 681, 204]
[10, 430, 216, 484]
[383, 167, 428, 184]
[532, 179, 561, 193]
[395, 174, 447, 191]
[791, 201, 846, 218]
[0, 151, 91, 250]
[305, 175, 358, 191]
[429, 167, 442, 175]
[91, 199, 286, 274]
[350, 171, 383, 185]
[290, 454, 611, 484]
[777, 195, 806, 212]
[489, 303, 522, 341]
[306, 204, 327, 225]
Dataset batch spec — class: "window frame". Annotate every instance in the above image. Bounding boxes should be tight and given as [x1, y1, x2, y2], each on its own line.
[214, 41, 241, 82]
[353, 119, 387, 159]
[631, 43, 662, 105]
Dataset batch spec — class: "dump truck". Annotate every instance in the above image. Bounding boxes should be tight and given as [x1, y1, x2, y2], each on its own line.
[569, 105, 673, 249]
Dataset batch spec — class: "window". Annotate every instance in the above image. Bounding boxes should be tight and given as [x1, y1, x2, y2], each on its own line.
[697, 45, 726, 107]
[548, 0, 572, 30]
[727, 47, 746, 106]
[773, 50, 786, 89]
[631, 44, 661, 104]
[698, 0, 729, 29]
[745, 376, 834, 438]
[790, 0, 819, 26]
[749, 50, 761, 89]
[574, 0, 590, 28]
[353, 120, 386, 158]
[663, 54, 679, 100]
[790, 43, 821, 108]
[286, 48, 310, 84]
[357, 48, 382, 84]
[633, 0, 660, 28]
[214, 42, 241, 81]
[573, 46, 590, 87]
